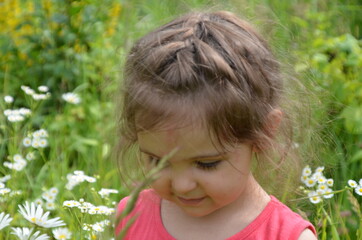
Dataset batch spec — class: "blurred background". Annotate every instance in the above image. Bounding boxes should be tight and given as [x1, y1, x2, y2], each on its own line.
[0, 0, 361, 239]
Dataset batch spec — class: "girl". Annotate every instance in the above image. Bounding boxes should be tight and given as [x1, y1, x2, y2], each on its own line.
[115, 11, 317, 240]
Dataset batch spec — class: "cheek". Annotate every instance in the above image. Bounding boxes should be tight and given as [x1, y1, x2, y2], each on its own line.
[204, 172, 247, 196]
[151, 175, 170, 197]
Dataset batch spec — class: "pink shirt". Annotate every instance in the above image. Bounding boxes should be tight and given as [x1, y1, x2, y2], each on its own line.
[116, 189, 316, 240]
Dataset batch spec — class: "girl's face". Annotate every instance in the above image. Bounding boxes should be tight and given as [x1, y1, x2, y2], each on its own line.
[137, 122, 255, 218]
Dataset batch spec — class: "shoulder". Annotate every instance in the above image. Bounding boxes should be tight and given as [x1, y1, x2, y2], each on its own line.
[115, 189, 161, 237]
[298, 229, 318, 240]
[267, 196, 317, 239]
[117, 188, 158, 213]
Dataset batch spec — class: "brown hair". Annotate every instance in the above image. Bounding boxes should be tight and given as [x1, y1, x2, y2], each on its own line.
[117, 11, 300, 196]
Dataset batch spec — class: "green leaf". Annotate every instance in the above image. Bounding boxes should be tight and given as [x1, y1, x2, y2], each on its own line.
[350, 150, 362, 163]
[340, 106, 362, 134]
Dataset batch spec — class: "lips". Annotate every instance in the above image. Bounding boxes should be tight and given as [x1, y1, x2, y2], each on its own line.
[177, 196, 206, 206]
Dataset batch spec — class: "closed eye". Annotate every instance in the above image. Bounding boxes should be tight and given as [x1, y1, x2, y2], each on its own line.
[195, 160, 221, 171]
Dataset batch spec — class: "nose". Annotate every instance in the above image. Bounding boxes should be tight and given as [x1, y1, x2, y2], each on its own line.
[171, 170, 197, 195]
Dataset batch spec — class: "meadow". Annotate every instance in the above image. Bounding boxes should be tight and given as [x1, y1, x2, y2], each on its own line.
[0, 0, 361, 239]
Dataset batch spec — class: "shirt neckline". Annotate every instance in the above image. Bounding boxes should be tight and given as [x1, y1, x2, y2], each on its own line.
[148, 190, 277, 239]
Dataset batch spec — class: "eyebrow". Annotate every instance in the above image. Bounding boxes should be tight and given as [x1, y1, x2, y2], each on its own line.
[139, 148, 227, 161]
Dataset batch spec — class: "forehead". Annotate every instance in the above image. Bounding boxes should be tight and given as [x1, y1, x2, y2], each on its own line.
[137, 121, 221, 158]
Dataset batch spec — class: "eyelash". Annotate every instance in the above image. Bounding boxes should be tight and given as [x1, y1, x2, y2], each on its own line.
[146, 156, 221, 171]
[195, 161, 221, 171]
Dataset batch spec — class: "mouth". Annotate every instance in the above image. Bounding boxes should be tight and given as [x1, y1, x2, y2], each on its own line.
[177, 196, 206, 206]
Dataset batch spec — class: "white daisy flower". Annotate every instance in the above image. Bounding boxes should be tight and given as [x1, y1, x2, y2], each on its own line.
[32, 138, 40, 148]
[316, 166, 325, 173]
[11, 227, 49, 240]
[78, 202, 94, 213]
[18, 202, 65, 228]
[45, 202, 55, 210]
[33, 129, 48, 138]
[8, 114, 24, 122]
[88, 208, 97, 215]
[53, 227, 72, 240]
[98, 188, 119, 198]
[74, 170, 84, 175]
[34, 198, 44, 206]
[4, 109, 13, 116]
[0, 182, 4, 188]
[0, 212, 13, 230]
[13, 154, 24, 161]
[323, 188, 334, 199]
[99, 219, 111, 227]
[305, 177, 317, 187]
[317, 176, 327, 184]
[318, 184, 328, 191]
[4, 95, 14, 103]
[84, 176, 96, 183]
[359, 179, 362, 186]
[19, 108, 31, 116]
[92, 222, 104, 232]
[21, 85, 35, 95]
[33, 131, 41, 138]
[23, 137, 32, 147]
[302, 166, 312, 176]
[87, 206, 106, 215]
[38, 86, 49, 92]
[4, 158, 27, 171]
[326, 178, 334, 187]
[311, 171, 322, 179]
[0, 188, 11, 195]
[49, 187, 59, 196]
[300, 175, 308, 183]
[38, 138, 48, 148]
[308, 191, 322, 204]
[0, 175, 11, 183]
[65, 171, 96, 190]
[10, 190, 22, 196]
[21, 85, 29, 91]
[63, 200, 80, 208]
[316, 189, 325, 195]
[32, 94, 48, 101]
[62, 92, 81, 104]
[14, 159, 27, 171]
[42, 192, 56, 203]
[355, 186, 362, 196]
[83, 224, 92, 231]
[348, 180, 358, 188]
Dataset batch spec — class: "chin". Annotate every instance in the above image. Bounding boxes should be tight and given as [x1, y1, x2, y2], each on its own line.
[181, 207, 216, 218]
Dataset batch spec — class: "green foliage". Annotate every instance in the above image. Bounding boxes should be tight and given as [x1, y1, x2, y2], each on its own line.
[291, 7, 362, 238]
[0, 0, 121, 104]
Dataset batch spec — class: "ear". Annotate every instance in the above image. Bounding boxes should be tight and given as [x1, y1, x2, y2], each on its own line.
[264, 108, 283, 138]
